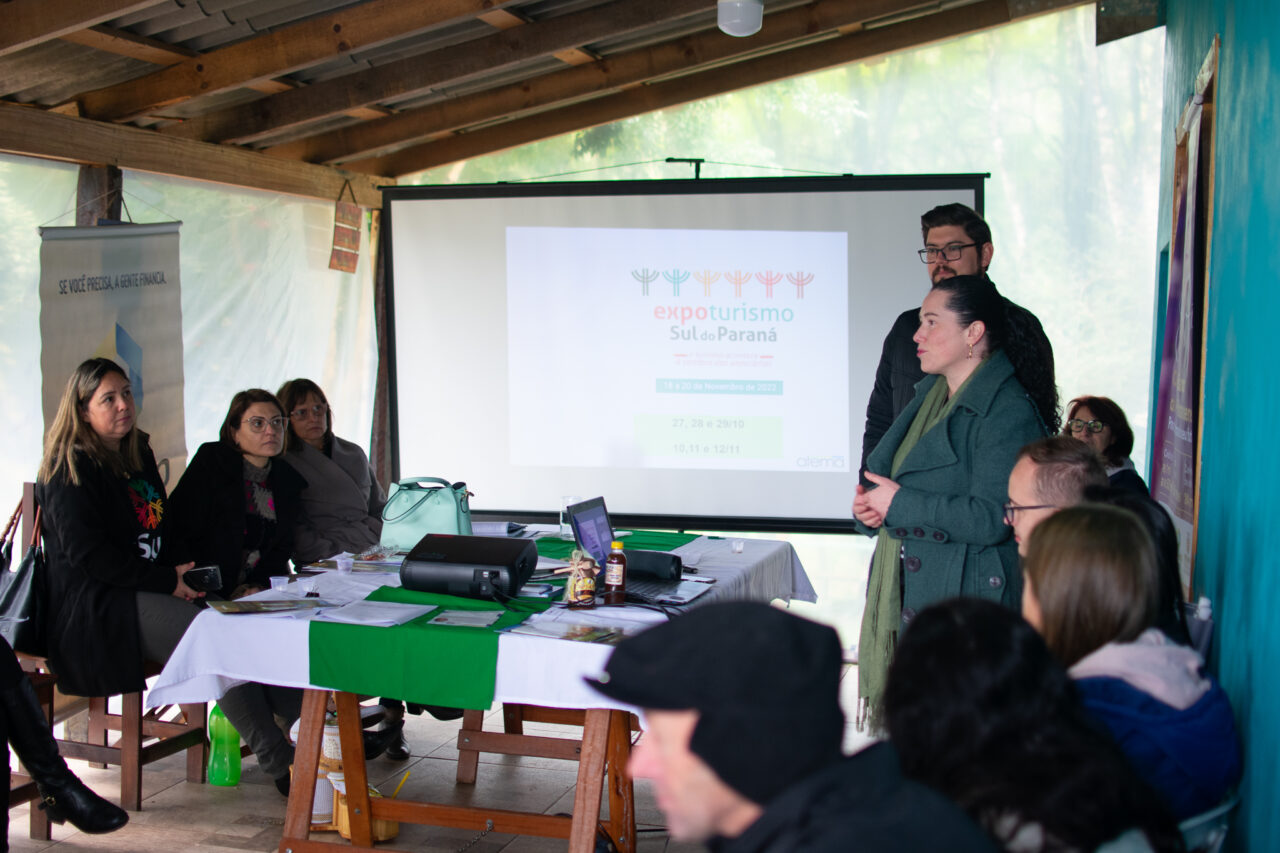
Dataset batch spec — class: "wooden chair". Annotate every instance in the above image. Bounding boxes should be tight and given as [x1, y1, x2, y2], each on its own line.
[19, 483, 208, 811]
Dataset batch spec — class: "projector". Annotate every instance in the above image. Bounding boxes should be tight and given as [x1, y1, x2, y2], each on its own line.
[400, 534, 537, 601]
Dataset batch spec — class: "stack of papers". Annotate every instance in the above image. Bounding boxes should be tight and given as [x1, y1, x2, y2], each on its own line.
[313, 601, 436, 627]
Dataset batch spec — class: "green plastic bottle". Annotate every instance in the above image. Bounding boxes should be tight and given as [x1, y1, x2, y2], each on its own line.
[207, 703, 241, 786]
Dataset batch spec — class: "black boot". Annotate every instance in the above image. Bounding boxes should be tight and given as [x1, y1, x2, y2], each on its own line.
[361, 717, 403, 760]
[1, 678, 129, 834]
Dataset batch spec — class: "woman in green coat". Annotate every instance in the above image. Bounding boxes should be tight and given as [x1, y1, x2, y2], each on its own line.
[853, 274, 1057, 727]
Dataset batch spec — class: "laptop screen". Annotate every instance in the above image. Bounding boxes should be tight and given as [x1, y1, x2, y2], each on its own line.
[567, 497, 614, 565]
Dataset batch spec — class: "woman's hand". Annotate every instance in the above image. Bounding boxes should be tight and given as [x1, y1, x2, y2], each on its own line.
[862, 473, 902, 521]
[853, 484, 884, 529]
[173, 562, 205, 602]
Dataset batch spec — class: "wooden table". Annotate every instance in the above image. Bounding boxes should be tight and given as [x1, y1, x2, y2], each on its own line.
[278, 691, 635, 853]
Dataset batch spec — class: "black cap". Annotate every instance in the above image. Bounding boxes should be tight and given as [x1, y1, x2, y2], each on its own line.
[586, 602, 844, 805]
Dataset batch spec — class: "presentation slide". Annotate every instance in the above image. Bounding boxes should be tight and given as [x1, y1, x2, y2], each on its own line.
[505, 226, 848, 473]
[386, 176, 981, 529]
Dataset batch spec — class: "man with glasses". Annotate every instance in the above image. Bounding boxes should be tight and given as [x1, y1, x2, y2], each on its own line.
[859, 203, 995, 482]
[1004, 436, 1107, 555]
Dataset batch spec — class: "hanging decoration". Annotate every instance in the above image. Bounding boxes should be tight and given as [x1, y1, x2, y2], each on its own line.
[328, 181, 362, 273]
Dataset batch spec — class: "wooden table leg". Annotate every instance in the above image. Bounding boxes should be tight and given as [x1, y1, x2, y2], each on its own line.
[455, 708, 485, 784]
[334, 692, 374, 849]
[502, 703, 525, 734]
[603, 711, 635, 853]
[279, 689, 326, 846]
[568, 708, 611, 853]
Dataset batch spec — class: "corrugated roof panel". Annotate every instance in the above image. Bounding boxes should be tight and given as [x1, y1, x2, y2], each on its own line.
[182, 19, 257, 52]
[244, 0, 365, 32]
[163, 10, 233, 45]
[125, 3, 215, 39]
[108, 1, 187, 30]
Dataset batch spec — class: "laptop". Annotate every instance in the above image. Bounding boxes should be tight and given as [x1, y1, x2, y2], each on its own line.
[565, 496, 715, 606]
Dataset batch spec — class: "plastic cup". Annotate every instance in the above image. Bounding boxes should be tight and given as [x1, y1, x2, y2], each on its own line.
[298, 577, 318, 596]
[336, 556, 354, 574]
[730, 539, 745, 554]
[269, 576, 290, 592]
[559, 495, 581, 539]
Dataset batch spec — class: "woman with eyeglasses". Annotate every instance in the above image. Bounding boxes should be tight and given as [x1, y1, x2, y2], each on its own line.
[167, 389, 305, 600]
[165, 389, 306, 793]
[1063, 395, 1148, 495]
[276, 379, 385, 565]
[852, 274, 1056, 729]
[1022, 505, 1240, 820]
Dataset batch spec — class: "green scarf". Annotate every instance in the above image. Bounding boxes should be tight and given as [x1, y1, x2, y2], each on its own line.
[857, 362, 984, 731]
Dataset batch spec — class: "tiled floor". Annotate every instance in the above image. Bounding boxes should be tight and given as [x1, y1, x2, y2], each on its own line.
[6, 666, 872, 852]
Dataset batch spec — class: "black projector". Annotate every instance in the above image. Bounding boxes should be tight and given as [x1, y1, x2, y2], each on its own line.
[400, 534, 537, 601]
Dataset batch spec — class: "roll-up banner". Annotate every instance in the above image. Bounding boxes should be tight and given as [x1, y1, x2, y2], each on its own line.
[38, 222, 187, 487]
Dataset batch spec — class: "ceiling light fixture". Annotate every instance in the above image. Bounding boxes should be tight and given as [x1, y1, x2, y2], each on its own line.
[717, 0, 763, 37]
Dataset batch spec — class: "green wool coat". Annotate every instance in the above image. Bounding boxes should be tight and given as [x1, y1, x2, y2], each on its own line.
[859, 350, 1048, 627]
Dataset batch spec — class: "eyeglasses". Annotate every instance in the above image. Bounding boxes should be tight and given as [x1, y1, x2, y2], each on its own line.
[290, 404, 328, 421]
[243, 416, 288, 433]
[1003, 502, 1058, 525]
[1066, 419, 1106, 434]
[917, 242, 977, 263]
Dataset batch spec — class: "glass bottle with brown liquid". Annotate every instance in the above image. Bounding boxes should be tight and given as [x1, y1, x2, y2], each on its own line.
[601, 541, 627, 605]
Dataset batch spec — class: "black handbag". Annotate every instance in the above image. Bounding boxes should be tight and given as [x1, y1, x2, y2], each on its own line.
[0, 504, 47, 656]
[0, 500, 19, 572]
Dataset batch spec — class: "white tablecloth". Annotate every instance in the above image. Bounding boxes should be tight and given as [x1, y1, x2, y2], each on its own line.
[148, 536, 814, 712]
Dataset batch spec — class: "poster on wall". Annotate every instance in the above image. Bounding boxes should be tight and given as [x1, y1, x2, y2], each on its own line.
[38, 222, 188, 487]
[1150, 99, 1205, 591]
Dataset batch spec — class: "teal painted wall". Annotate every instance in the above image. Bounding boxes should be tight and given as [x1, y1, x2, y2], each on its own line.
[1157, 1, 1280, 849]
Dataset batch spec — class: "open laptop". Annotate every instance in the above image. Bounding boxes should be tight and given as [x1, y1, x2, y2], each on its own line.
[565, 496, 715, 606]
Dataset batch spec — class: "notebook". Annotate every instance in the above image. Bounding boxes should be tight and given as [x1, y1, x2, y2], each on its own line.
[565, 496, 715, 606]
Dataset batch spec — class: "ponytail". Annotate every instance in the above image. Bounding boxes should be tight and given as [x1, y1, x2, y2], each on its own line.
[930, 276, 1059, 433]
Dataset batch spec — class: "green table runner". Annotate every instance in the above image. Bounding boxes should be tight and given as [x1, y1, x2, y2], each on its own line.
[308, 587, 551, 709]
[535, 530, 699, 560]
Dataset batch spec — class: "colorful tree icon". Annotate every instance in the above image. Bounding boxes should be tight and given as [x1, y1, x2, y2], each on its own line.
[755, 270, 783, 298]
[663, 268, 690, 297]
[787, 271, 814, 298]
[632, 267, 659, 296]
[725, 270, 751, 298]
[693, 269, 720, 297]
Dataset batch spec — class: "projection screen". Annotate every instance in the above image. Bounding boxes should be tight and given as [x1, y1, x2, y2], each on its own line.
[384, 175, 984, 532]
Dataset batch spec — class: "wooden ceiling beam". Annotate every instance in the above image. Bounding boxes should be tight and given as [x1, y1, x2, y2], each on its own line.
[76, 0, 509, 122]
[264, 0, 939, 166]
[0, 102, 391, 207]
[348, 0, 1088, 177]
[77, 0, 507, 122]
[59, 24, 198, 64]
[0, 0, 160, 58]
[159, 0, 711, 146]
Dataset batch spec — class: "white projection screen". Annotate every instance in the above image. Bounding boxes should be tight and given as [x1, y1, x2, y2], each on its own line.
[384, 175, 984, 532]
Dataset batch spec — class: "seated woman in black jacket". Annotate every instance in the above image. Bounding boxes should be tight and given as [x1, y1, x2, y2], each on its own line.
[164, 388, 306, 792]
[167, 389, 305, 599]
[37, 362, 297, 795]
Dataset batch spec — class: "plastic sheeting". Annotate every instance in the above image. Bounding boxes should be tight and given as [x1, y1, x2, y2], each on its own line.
[0, 157, 378, 510]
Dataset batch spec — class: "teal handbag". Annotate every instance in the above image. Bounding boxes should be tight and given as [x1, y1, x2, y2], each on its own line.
[378, 477, 472, 551]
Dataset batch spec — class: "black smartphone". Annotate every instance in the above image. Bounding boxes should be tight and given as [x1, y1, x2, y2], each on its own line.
[185, 564, 223, 593]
